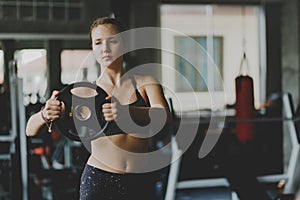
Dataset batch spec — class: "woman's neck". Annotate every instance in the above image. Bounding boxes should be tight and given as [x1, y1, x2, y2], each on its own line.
[98, 65, 124, 87]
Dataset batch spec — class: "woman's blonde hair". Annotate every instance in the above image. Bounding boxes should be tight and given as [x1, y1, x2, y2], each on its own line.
[89, 17, 127, 43]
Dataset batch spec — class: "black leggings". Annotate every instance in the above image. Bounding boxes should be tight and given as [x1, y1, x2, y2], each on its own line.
[79, 164, 155, 200]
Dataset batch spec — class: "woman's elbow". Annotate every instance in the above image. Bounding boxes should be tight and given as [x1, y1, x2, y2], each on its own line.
[25, 126, 37, 137]
[25, 130, 34, 137]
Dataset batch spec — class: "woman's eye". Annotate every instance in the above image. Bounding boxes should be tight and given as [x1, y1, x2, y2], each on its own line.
[95, 41, 102, 45]
[109, 39, 117, 43]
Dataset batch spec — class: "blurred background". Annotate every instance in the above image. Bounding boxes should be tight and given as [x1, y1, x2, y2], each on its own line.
[0, 0, 300, 199]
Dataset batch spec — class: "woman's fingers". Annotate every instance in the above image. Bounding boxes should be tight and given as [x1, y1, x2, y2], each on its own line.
[102, 107, 116, 121]
[43, 105, 61, 121]
[102, 102, 118, 121]
[51, 90, 60, 99]
[43, 109, 61, 121]
[105, 95, 112, 100]
[103, 114, 116, 122]
[46, 99, 61, 107]
[43, 94, 62, 121]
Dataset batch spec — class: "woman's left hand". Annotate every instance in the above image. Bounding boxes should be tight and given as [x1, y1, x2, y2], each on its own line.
[102, 96, 122, 122]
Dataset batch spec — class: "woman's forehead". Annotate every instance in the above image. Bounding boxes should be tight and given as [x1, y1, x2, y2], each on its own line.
[91, 24, 120, 39]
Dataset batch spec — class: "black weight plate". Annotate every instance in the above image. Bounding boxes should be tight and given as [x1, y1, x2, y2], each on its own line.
[56, 82, 109, 141]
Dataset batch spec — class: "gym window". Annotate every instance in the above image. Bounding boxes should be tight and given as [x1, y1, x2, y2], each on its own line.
[14, 49, 47, 105]
[60, 50, 100, 84]
[174, 36, 223, 92]
[161, 4, 265, 111]
[0, 0, 84, 21]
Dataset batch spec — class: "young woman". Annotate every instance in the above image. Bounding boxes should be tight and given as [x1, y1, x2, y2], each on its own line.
[26, 17, 171, 200]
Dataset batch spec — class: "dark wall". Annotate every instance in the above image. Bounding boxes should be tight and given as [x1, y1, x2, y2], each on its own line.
[265, 3, 282, 97]
[0, 0, 111, 34]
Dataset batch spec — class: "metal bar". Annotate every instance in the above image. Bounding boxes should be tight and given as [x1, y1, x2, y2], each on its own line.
[164, 137, 183, 200]
[0, 33, 88, 40]
[64, 140, 71, 168]
[0, 154, 11, 160]
[8, 60, 17, 199]
[9, 60, 17, 154]
[18, 78, 28, 200]
[282, 93, 300, 193]
[0, 135, 15, 142]
[177, 178, 230, 189]
[257, 6, 267, 105]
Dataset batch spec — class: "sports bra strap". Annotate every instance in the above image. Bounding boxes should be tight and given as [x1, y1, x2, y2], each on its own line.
[129, 75, 138, 90]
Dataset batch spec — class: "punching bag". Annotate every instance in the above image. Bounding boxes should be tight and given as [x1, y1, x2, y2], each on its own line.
[235, 53, 256, 143]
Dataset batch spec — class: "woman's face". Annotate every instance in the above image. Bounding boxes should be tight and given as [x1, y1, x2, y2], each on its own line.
[91, 24, 124, 68]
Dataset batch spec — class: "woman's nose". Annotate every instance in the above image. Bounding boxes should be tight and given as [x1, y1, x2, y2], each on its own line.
[103, 41, 111, 53]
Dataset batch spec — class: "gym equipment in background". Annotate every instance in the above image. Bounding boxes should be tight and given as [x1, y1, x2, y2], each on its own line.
[235, 53, 256, 143]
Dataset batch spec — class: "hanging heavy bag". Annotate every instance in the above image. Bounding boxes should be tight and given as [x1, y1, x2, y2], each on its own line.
[235, 53, 256, 143]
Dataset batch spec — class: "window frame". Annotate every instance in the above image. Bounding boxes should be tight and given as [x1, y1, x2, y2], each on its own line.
[174, 35, 224, 92]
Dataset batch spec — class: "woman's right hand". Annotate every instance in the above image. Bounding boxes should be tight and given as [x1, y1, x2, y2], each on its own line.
[41, 90, 63, 122]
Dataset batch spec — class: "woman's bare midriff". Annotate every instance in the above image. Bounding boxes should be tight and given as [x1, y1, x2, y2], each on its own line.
[87, 134, 149, 174]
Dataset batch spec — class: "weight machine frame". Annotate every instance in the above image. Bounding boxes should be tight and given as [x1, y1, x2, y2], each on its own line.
[165, 93, 300, 200]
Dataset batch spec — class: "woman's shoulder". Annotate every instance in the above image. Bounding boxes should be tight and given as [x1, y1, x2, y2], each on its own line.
[131, 75, 158, 85]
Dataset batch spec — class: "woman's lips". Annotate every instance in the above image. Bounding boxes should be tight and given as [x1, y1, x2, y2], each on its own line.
[102, 55, 112, 60]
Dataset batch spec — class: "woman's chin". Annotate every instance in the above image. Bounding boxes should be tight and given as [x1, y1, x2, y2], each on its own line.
[100, 61, 113, 68]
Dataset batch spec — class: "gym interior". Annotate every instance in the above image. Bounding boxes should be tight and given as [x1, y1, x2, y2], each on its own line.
[0, 0, 300, 199]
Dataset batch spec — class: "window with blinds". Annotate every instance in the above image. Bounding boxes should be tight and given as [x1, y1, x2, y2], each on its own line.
[0, 0, 84, 21]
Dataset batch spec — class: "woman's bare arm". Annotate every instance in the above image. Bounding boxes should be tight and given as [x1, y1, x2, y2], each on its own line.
[102, 76, 171, 133]
[26, 91, 62, 136]
[128, 76, 171, 126]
